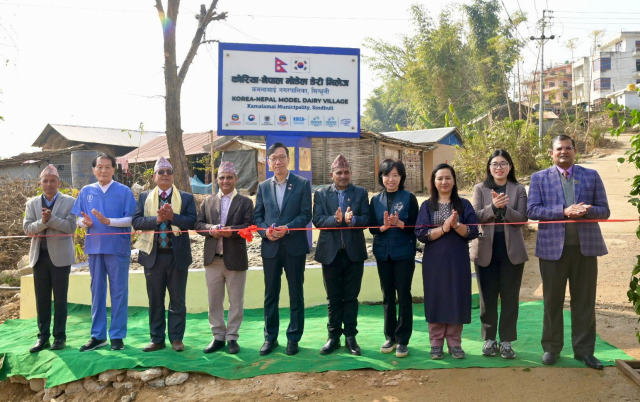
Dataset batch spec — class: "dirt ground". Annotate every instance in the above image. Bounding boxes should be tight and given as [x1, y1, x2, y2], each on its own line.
[1, 134, 640, 401]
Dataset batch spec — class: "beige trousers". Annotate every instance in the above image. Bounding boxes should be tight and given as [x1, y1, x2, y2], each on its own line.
[204, 257, 247, 341]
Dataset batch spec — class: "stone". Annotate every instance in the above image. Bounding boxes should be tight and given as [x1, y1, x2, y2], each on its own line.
[121, 397, 132, 402]
[30, 378, 45, 392]
[99, 369, 125, 383]
[113, 382, 133, 390]
[130, 390, 139, 400]
[9, 375, 29, 384]
[147, 378, 165, 388]
[83, 377, 106, 393]
[16, 255, 30, 270]
[116, 374, 125, 382]
[64, 381, 84, 395]
[17, 266, 33, 276]
[162, 367, 171, 377]
[165, 372, 189, 386]
[127, 368, 163, 382]
[44, 386, 64, 401]
[51, 395, 67, 402]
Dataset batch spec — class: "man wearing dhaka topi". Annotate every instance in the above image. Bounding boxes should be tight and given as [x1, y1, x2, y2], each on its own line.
[71, 153, 136, 352]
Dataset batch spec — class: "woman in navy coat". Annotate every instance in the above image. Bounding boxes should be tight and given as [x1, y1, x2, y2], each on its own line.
[416, 163, 478, 360]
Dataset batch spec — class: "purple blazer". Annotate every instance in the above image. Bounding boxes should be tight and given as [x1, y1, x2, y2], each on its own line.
[527, 165, 609, 260]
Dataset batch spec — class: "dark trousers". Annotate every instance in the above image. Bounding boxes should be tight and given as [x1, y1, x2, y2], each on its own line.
[263, 246, 306, 342]
[376, 256, 415, 345]
[539, 245, 598, 355]
[322, 250, 364, 339]
[476, 232, 524, 342]
[33, 249, 70, 341]
[144, 253, 189, 343]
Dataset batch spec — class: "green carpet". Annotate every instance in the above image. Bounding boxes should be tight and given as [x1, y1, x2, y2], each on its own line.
[0, 301, 632, 388]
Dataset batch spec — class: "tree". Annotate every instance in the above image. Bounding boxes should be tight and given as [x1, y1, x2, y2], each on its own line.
[154, 1, 227, 191]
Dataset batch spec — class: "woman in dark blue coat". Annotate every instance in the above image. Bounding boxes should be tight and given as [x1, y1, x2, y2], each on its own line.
[416, 163, 479, 360]
[369, 159, 419, 358]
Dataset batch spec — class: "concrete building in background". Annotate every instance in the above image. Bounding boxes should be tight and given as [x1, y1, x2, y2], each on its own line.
[572, 31, 640, 111]
[523, 64, 573, 113]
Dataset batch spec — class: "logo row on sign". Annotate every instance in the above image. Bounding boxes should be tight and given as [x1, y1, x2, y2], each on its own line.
[229, 114, 352, 128]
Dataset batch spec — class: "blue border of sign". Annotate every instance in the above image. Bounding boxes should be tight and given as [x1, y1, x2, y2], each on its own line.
[217, 42, 360, 138]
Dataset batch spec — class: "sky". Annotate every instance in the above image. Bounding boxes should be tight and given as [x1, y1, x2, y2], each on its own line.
[0, 0, 638, 158]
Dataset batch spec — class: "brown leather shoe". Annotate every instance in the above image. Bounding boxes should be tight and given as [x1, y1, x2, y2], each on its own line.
[171, 340, 185, 352]
[142, 341, 166, 352]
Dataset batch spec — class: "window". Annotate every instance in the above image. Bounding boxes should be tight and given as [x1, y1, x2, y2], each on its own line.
[636, 40, 640, 51]
[563, 92, 569, 100]
[636, 59, 640, 72]
[615, 42, 622, 52]
[594, 78, 611, 91]
[637, 79, 640, 85]
[563, 81, 568, 87]
[548, 82, 556, 88]
[593, 57, 611, 71]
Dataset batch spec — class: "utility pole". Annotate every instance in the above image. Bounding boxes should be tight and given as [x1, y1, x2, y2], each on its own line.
[530, 10, 555, 149]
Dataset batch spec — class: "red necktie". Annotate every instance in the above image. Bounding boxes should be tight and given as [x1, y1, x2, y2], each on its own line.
[161, 191, 167, 199]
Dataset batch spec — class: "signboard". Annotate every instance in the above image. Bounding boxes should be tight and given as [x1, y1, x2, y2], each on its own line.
[217, 42, 360, 138]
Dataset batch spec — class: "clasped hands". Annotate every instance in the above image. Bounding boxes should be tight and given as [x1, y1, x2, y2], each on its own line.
[334, 206, 354, 225]
[266, 225, 288, 241]
[156, 203, 174, 223]
[564, 202, 591, 219]
[491, 190, 509, 209]
[441, 210, 459, 233]
[41, 208, 52, 224]
[209, 224, 232, 239]
[380, 210, 404, 232]
[80, 209, 111, 227]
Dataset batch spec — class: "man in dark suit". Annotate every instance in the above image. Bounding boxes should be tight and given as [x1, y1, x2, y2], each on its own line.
[132, 156, 197, 352]
[528, 135, 610, 369]
[195, 161, 254, 354]
[254, 142, 312, 356]
[313, 155, 370, 356]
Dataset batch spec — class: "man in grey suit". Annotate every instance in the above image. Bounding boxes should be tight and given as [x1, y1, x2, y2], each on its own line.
[195, 161, 254, 355]
[132, 157, 197, 353]
[254, 142, 312, 356]
[23, 165, 77, 352]
[313, 155, 369, 356]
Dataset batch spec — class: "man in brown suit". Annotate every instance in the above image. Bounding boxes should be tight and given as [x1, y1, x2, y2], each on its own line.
[195, 162, 254, 354]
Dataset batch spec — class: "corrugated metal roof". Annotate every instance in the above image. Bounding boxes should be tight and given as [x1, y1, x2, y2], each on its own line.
[32, 124, 165, 148]
[0, 145, 88, 167]
[381, 128, 459, 144]
[120, 131, 216, 163]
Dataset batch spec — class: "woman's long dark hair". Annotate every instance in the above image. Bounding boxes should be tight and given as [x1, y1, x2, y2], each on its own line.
[377, 159, 406, 191]
[483, 149, 519, 189]
[428, 163, 464, 216]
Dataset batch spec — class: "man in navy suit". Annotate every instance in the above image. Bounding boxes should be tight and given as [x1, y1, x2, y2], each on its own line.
[528, 135, 610, 369]
[313, 155, 370, 356]
[254, 142, 312, 356]
[132, 156, 197, 353]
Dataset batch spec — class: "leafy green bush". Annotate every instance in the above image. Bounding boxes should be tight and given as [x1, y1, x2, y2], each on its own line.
[452, 119, 551, 189]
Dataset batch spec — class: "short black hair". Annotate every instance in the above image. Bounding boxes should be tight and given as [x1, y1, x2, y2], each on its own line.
[92, 153, 116, 168]
[483, 149, 519, 188]
[377, 159, 406, 191]
[267, 142, 289, 158]
[550, 134, 576, 149]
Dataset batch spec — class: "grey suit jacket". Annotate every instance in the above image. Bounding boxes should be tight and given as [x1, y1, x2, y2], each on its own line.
[23, 192, 77, 268]
[470, 181, 529, 267]
[195, 192, 254, 270]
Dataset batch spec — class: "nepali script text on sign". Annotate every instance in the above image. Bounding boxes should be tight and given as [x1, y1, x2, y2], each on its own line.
[217, 42, 360, 138]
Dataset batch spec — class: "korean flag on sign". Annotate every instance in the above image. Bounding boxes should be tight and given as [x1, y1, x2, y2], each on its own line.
[291, 58, 310, 73]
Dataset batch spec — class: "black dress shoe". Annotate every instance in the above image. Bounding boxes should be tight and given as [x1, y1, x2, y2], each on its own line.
[575, 354, 604, 370]
[110, 339, 125, 350]
[228, 340, 240, 354]
[260, 340, 279, 356]
[320, 338, 341, 355]
[345, 337, 361, 356]
[29, 339, 50, 353]
[542, 351, 559, 365]
[286, 340, 299, 356]
[204, 339, 226, 354]
[143, 341, 166, 352]
[50, 339, 66, 351]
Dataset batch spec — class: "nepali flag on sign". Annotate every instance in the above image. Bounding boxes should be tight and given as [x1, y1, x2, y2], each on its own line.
[275, 57, 287, 73]
[291, 58, 310, 73]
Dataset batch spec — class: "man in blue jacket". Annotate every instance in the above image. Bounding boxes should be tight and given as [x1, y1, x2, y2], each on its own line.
[132, 156, 197, 352]
[254, 142, 312, 356]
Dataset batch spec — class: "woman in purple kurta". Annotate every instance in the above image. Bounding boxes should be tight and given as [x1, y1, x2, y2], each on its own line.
[415, 164, 478, 360]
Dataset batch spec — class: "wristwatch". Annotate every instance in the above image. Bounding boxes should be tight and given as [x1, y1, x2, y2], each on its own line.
[453, 222, 460, 229]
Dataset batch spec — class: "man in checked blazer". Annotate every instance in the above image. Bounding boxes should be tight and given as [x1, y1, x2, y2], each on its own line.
[528, 134, 610, 370]
[195, 161, 253, 355]
[23, 165, 77, 353]
[254, 142, 312, 356]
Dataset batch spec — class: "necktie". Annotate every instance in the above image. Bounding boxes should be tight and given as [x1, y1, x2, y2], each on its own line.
[563, 170, 569, 180]
[161, 191, 167, 199]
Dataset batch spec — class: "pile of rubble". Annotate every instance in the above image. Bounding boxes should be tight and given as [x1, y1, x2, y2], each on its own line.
[8, 367, 189, 402]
